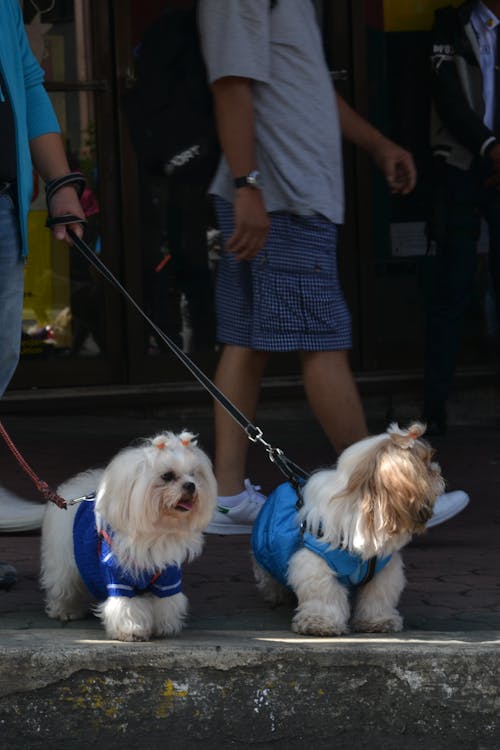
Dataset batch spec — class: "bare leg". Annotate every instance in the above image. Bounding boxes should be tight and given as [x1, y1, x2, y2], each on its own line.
[214, 344, 271, 495]
[300, 349, 367, 454]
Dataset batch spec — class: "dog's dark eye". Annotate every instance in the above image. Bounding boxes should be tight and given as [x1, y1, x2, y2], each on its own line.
[161, 471, 176, 483]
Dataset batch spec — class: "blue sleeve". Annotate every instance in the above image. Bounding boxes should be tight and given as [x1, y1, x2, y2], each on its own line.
[10, 0, 61, 139]
[150, 566, 182, 598]
[100, 540, 137, 598]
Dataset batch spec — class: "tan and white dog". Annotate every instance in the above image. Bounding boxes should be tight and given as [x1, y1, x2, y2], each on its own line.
[252, 423, 445, 636]
[40, 431, 216, 641]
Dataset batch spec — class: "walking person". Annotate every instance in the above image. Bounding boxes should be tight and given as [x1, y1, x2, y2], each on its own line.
[197, 0, 469, 534]
[424, 0, 500, 435]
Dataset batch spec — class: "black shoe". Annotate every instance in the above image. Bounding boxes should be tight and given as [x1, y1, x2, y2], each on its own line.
[0, 561, 17, 590]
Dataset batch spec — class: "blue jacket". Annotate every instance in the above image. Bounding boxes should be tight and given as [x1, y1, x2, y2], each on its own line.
[73, 500, 182, 601]
[251, 482, 391, 590]
[0, 0, 61, 255]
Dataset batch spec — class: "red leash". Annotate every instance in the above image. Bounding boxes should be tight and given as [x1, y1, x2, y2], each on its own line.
[0, 420, 67, 509]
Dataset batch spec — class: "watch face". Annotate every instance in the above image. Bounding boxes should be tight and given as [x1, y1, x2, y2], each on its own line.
[247, 170, 262, 189]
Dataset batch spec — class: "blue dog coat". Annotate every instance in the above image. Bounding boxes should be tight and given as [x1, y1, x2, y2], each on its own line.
[73, 500, 182, 601]
[251, 482, 391, 589]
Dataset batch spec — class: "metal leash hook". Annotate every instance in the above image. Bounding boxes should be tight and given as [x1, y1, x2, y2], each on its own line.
[245, 423, 309, 484]
[65, 491, 97, 507]
[245, 424, 270, 447]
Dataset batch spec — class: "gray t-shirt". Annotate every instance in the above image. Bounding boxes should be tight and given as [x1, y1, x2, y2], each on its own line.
[197, 0, 344, 224]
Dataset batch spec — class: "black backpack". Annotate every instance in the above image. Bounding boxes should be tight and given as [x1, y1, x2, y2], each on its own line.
[123, 4, 219, 186]
[123, 1, 277, 187]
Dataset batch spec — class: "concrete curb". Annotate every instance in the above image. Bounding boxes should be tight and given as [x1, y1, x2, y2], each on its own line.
[1, 627, 499, 749]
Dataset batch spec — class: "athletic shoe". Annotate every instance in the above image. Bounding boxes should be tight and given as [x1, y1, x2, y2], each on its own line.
[0, 561, 17, 590]
[427, 490, 469, 529]
[0, 486, 45, 532]
[204, 479, 266, 535]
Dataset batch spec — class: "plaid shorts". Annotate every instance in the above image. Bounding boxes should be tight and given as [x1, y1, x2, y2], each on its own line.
[213, 197, 351, 351]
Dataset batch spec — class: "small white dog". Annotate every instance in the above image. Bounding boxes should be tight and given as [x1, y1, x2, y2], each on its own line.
[40, 431, 216, 641]
[251, 423, 445, 636]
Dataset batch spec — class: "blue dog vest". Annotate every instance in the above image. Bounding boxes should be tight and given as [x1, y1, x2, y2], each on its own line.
[251, 482, 391, 589]
[73, 500, 182, 601]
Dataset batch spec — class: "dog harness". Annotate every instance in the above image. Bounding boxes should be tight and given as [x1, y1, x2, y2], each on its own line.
[73, 500, 182, 601]
[251, 481, 392, 590]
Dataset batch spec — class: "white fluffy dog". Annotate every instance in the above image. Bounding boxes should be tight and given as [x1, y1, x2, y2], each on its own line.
[251, 423, 445, 636]
[40, 431, 216, 641]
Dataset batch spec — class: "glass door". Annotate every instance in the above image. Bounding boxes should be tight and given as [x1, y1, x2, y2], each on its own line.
[11, 0, 125, 390]
[113, 0, 219, 388]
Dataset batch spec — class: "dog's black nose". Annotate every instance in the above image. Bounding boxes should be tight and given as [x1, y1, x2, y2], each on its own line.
[183, 481, 196, 495]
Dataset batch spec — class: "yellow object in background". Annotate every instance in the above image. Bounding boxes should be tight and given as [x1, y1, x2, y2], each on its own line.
[24, 210, 70, 328]
[383, 0, 462, 32]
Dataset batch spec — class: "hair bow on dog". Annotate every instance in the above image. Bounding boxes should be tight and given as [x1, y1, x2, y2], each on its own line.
[387, 422, 425, 450]
[151, 431, 198, 451]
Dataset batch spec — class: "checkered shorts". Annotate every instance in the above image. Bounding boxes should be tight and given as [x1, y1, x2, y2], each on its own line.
[213, 197, 351, 351]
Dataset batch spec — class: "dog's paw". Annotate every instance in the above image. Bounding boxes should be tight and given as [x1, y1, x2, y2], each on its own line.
[106, 626, 152, 642]
[153, 592, 188, 637]
[154, 619, 184, 638]
[291, 612, 349, 637]
[351, 615, 403, 633]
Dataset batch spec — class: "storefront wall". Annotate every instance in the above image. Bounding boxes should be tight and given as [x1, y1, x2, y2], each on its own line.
[9, 0, 497, 393]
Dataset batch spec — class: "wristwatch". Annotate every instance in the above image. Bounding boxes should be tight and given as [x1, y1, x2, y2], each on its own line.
[234, 169, 263, 190]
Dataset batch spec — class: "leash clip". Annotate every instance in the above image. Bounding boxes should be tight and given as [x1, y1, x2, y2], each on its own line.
[246, 425, 268, 447]
[66, 491, 96, 507]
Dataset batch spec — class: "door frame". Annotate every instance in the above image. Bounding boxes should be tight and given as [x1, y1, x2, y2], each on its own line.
[322, 0, 377, 373]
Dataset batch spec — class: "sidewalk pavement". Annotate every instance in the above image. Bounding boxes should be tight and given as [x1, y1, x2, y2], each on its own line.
[0, 395, 499, 748]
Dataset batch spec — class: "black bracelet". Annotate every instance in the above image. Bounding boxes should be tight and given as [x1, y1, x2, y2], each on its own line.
[45, 172, 86, 204]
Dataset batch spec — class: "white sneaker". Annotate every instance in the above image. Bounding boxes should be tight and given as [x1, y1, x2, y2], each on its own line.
[427, 490, 470, 529]
[204, 479, 266, 535]
[0, 487, 45, 532]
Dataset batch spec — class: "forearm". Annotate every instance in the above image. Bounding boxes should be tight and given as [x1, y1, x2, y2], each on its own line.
[336, 92, 386, 155]
[29, 132, 72, 183]
[211, 76, 258, 178]
[29, 132, 86, 242]
[210, 76, 269, 259]
[336, 92, 417, 194]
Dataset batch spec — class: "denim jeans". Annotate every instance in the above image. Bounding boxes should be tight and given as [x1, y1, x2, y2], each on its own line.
[0, 193, 25, 398]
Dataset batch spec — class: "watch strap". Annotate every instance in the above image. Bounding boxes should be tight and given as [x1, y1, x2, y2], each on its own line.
[234, 175, 250, 188]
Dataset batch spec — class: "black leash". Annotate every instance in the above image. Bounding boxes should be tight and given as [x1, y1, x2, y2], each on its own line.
[45, 175, 309, 485]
